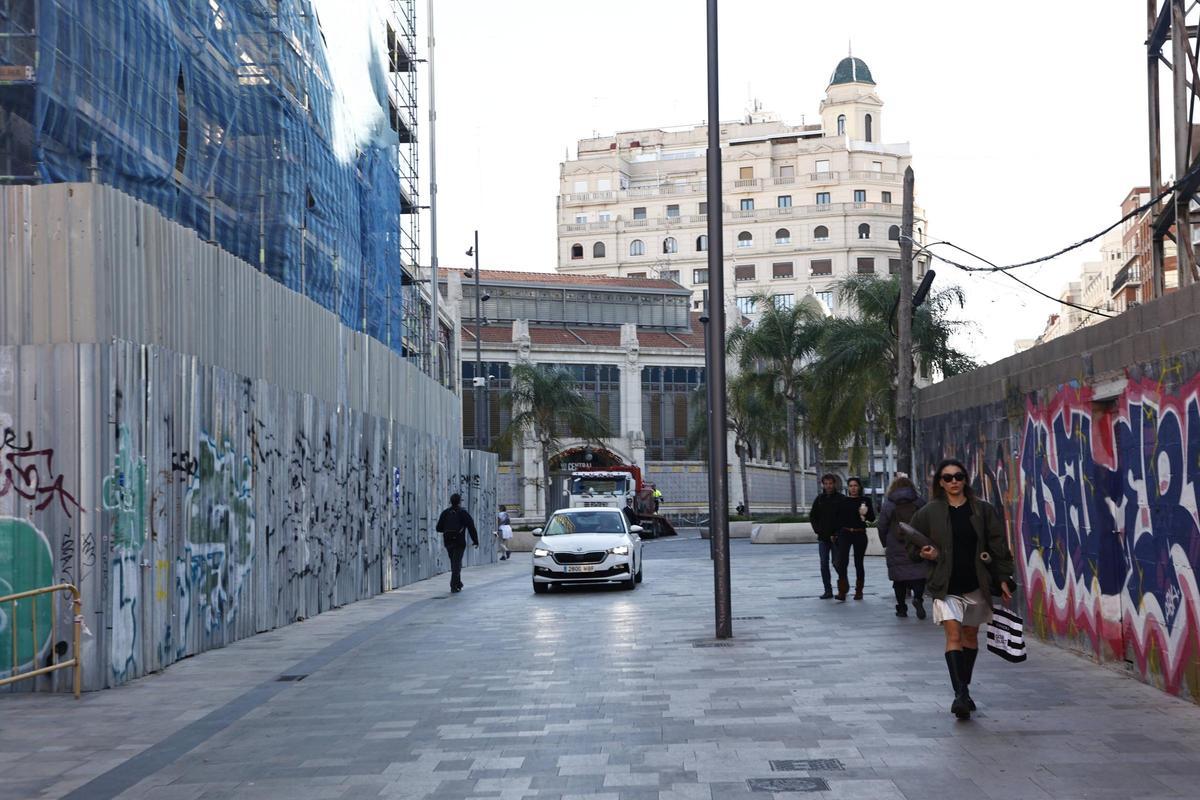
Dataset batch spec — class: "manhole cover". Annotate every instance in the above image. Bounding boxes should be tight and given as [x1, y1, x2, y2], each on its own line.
[276, 674, 307, 682]
[748, 777, 829, 792]
[770, 759, 844, 772]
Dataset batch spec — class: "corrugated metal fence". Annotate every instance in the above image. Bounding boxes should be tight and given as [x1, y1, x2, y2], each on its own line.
[0, 185, 497, 691]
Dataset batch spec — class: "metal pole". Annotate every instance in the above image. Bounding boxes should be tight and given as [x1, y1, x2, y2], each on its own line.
[705, 0, 732, 639]
[701, 314, 715, 561]
[1172, 0, 1196, 287]
[426, 0, 441, 374]
[473, 231, 484, 448]
[1148, 0, 1167, 299]
[896, 167, 915, 477]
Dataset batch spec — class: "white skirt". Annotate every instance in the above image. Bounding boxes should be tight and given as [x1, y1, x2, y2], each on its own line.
[932, 589, 993, 627]
[498, 524, 513, 540]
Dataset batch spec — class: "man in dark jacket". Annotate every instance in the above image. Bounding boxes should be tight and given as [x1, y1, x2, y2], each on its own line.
[809, 474, 844, 599]
[436, 493, 479, 593]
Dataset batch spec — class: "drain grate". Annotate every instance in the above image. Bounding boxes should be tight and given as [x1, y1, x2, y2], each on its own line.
[276, 674, 307, 682]
[732, 616, 765, 621]
[748, 777, 829, 792]
[693, 640, 736, 648]
[770, 759, 844, 772]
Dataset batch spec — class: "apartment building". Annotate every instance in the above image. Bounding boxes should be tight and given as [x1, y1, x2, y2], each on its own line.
[555, 57, 926, 316]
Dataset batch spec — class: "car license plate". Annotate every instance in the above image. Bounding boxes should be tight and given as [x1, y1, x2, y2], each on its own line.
[565, 565, 595, 573]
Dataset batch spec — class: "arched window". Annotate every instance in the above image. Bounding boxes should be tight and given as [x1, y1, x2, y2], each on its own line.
[864, 113, 873, 142]
[837, 115, 846, 136]
[888, 225, 900, 241]
[775, 228, 791, 245]
[696, 235, 708, 252]
[593, 242, 606, 258]
[813, 225, 829, 241]
[663, 236, 678, 254]
[858, 223, 871, 240]
[570, 243, 584, 260]
[737, 231, 753, 249]
[630, 239, 645, 256]
[916, 227, 923, 243]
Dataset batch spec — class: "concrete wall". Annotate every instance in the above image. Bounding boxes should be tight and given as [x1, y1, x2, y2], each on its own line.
[916, 280, 1200, 702]
[0, 185, 497, 692]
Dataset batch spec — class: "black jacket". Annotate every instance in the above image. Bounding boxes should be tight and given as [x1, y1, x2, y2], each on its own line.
[809, 491, 845, 541]
[835, 494, 875, 533]
[436, 505, 479, 546]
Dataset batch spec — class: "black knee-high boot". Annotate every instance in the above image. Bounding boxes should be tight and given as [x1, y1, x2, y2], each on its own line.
[944, 651, 971, 719]
[960, 647, 979, 711]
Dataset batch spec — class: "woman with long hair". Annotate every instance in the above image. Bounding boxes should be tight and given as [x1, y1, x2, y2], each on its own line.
[876, 473, 928, 618]
[833, 476, 875, 601]
[908, 459, 1015, 720]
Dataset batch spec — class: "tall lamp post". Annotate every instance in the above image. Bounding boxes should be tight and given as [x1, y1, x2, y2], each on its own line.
[465, 231, 490, 447]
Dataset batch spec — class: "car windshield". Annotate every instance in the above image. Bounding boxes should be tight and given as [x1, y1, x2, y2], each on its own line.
[543, 511, 626, 536]
[571, 477, 627, 496]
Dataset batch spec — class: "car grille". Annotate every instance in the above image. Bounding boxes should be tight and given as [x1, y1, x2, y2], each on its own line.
[552, 551, 607, 565]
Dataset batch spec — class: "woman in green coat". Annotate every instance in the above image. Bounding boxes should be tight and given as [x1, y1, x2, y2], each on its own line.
[908, 458, 1015, 720]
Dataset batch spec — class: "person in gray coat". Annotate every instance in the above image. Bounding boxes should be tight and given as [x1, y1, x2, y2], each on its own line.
[876, 474, 929, 619]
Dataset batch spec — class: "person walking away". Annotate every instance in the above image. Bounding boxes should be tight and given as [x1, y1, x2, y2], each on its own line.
[496, 505, 513, 560]
[876, 474, 928, 618]
[833, 477, 875, 601]
[809, 474, 844, 600]
[908, 459, 1015, 720]
[436, 493, 479, 593]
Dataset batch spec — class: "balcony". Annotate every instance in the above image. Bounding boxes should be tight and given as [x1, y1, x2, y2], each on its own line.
[734, 178, 762, 189]
[564, 190, 617, 205]
[1111, 264, 1142, 294]
[848, 170, 901, 182]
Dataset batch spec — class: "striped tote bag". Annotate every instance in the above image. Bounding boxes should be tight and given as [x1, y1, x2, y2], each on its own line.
[986, 606, 1027, 663]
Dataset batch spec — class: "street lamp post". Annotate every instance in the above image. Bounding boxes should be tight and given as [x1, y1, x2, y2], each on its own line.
[466, 231, 488, 447]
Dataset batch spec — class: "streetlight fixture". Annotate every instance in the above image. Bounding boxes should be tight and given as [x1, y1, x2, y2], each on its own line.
[466, 231, 489, 447]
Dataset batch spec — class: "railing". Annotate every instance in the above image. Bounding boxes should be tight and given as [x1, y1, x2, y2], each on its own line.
[0, 583, 82, 698]
[734, 179, 761, 189]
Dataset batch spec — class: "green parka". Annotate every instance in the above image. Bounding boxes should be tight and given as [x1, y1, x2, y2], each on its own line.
[906, 497, 1015, 601]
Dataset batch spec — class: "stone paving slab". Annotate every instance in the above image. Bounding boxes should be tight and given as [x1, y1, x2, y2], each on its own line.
[3, 533, 1200, 800]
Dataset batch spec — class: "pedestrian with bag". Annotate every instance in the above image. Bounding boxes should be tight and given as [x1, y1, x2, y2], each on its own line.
[496, 505, 513, 560]
[808, 474, 844, 600]
[436, 493, 479, 593]
[908, 458, 1015, 720]
[876, 473, 928, 619]
[832, 477, 875, 601]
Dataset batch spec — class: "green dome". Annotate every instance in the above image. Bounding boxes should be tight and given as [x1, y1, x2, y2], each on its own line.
[829, 57, 875, 86]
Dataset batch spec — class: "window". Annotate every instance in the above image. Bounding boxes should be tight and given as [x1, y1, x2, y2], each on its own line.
[836, 115, 846, 135]
[570, 243, 583, 260]
[739, 166, 754, 180]
[889, 258, 901, 274]
[772, 294, 795, 310]
[871, 161, 883, 172]
[693, 268, 708, 284]
[735, 264, 756, 281]
[663, 237, 678, 254]
[865, 114, 873, 142]
[633, 207, 647, 220]
[888, 224, 900, 241]
[813, 225, 830, 241]
[627, 271, 647, 279]
[696, 235, 708, 252]
[630, 239, 645, 256]
[736, 296, 758, 315]
[461, 362, 514, 451]
[816, 290, 834, 312]
[815, 159, 830, 174]
[737, 231, 753, 248]
[575, 213, 588, 224]
[556, 364, 622, 437]
[881, 191, 892, 204]
[858, 223, 871, 240]
[666, 204, 680, 218]
[593, 242, 606, 258]
[816, 192, 830, 205]
[661, 269, 680, 282]
[598, 212, 612, 223]
[772, 262, 794, 279]
[810, 259, 833, 276]
[573, 180, 588, 192]
[857, 257, 875, 274]
[779, 165, 795, 178]
[698, 201, 708, 215]
[740, 198, 755, 211]
[854, 190, 866, 203]
[642, 366, 707, 460]
[775, 228, 791, 244]
[778, 195, 792, 208]
[597, 178, 612, 191]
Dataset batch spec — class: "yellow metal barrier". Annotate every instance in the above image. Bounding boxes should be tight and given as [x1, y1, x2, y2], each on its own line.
[0, 583, 82, 699]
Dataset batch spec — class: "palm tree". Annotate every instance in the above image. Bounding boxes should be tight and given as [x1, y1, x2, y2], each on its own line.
[685, 373, 785, 516]
[806, 274, 977, 471]
[494, 364, 612, 519]
[726, 293, 827, 513]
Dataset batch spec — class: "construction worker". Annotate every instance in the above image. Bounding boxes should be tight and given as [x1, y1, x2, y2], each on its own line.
[651, 484, 663, 512]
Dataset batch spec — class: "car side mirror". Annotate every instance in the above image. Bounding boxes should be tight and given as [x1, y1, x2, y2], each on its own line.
[531, 528, 543, 536]
[630, 525, 644, 534]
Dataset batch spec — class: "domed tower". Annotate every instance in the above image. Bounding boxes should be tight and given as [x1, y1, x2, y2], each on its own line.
[820, 56, 883, 142]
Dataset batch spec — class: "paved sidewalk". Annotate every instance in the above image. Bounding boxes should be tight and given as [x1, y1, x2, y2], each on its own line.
[4, 534, 1200, 800]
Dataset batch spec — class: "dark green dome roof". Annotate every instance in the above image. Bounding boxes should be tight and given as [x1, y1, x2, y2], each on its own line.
[829, 57, 875, 86]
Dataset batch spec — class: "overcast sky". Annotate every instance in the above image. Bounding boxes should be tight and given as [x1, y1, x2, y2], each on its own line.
[423, 0, 1149, 365]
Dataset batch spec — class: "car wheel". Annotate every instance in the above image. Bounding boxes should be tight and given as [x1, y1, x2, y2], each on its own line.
[533, 580, 549, 594]
[622, 570, 637, 590]
[636, 563, 644, 583]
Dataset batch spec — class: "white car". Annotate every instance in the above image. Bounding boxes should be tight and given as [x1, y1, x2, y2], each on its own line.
[531, 508, 644, 593]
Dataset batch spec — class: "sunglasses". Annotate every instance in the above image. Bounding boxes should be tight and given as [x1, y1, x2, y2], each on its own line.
[940, 472, 967, 483]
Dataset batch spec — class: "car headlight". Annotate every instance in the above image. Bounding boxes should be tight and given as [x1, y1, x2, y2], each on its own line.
[532, 547, 551, 558]
[608, 545, 630, 556]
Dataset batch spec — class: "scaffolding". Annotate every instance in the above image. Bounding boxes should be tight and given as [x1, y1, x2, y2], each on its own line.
[0, 0, 428, 367]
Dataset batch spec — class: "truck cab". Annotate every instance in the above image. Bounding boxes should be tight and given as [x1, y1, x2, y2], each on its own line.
[567, 471, 633, 510]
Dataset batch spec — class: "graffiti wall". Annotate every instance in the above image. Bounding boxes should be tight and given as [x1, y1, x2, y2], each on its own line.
[918, 346, 1200, 702]
[0, 342, 497, 691]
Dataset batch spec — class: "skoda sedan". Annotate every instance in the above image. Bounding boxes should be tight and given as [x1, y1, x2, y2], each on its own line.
[531, 508, 644, 593]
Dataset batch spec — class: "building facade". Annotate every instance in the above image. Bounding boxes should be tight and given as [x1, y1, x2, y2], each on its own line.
[555, 57, 926, 318]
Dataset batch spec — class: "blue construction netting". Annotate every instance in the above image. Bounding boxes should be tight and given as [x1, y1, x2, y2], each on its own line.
[0, 0, 419, 357]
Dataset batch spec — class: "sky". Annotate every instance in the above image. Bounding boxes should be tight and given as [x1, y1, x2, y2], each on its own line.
[421, 0, 1150, 365]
